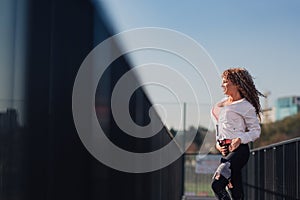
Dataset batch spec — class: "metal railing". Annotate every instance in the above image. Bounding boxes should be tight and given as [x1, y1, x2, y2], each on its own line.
[243, 137, 300, 200]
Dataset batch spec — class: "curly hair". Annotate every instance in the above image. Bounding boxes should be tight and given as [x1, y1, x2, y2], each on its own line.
[222, 68, 265, 119]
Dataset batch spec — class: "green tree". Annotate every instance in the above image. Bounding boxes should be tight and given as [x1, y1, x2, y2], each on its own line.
[254, 113, 300, 148]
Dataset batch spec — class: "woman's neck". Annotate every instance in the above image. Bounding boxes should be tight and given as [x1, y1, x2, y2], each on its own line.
[228, 93, 243, 102]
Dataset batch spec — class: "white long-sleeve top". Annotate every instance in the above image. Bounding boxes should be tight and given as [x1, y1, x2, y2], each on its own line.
[211, 98, 261, 144]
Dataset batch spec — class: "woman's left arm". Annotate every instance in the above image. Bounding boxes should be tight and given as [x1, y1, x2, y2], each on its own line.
[239, 107, 261, 144]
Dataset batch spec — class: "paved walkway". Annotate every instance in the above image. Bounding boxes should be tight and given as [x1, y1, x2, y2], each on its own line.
[183, 196, 215, 200]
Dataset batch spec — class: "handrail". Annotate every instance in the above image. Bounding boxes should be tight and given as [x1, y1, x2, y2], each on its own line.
[244, 136, 300, 199]
[251, 136, 300, 152]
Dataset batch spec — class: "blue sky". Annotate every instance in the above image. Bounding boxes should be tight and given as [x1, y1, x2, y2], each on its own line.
[97, 0, 300, 129]
[99, 0, 300, 106]
[1, 0, 299, 129]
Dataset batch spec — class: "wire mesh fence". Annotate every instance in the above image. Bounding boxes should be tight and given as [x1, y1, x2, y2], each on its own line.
[183, 154, 221, 198]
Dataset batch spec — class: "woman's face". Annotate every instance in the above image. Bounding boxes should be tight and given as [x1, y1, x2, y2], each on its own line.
[221, 77, 238, 96]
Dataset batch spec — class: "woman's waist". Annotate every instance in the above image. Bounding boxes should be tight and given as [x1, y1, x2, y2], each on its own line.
[217, 131, 246, 139]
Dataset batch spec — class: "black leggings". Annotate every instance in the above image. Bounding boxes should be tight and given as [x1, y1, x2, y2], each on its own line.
[211, 144, 250, 200]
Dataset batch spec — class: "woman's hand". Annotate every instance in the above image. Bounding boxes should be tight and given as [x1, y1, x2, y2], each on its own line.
[216, 143, 229, 156]
[229, 138, 241, 152]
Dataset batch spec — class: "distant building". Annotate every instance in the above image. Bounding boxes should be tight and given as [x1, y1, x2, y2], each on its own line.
[261, 107, 275, 124]
[275, 96, 300, 121]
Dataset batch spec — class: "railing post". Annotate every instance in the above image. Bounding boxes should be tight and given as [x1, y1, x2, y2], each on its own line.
[296, 141, 299, 199]
[181, 155, 185, 198]
[283, 144, 285, 200]
[273, 146, 276, 200]
[264, 148, 267, 200]
[181, 103, 187, 198]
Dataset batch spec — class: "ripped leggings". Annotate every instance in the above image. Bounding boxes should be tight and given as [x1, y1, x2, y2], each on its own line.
[211, 144, 250, 200]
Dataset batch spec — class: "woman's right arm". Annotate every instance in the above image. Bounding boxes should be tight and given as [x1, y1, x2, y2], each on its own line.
[216, 142, 229, 156]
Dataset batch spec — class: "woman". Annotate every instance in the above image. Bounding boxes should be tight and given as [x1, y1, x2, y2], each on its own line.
[211, 68, 264, 200]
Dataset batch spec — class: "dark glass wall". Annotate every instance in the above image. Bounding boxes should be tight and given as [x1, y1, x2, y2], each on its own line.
[0, 0, 28, 199]
[0, 0, 183, 200]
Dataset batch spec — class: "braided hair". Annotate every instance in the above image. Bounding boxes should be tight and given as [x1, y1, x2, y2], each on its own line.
[222, 68, 265, 119]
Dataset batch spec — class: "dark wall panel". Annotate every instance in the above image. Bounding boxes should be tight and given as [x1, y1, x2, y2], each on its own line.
[0, 0, 183, 200]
